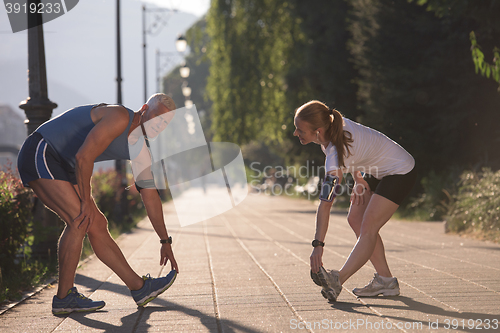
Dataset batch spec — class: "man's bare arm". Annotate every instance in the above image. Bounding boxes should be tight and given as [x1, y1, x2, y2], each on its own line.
[74, 106, 130, 230]
[140, 188, 179, 271]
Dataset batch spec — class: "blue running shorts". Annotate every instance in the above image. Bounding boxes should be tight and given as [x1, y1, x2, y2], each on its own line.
[17, 132, 77, 187]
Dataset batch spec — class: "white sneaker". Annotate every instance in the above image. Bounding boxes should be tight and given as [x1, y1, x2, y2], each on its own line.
[353, 273, 400, 297]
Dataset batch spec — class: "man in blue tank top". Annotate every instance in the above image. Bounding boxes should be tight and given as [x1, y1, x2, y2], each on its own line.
[17, 93, 179, 314]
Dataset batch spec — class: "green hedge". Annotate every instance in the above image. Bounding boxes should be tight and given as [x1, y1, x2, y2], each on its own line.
[0, 168, 146, 302]
[0, 168, 34, 276]
[91, 170, 145, 233]
[402, 170, 456, 221]
[446, 169, 500, 241]
[0, 167, 41, 302]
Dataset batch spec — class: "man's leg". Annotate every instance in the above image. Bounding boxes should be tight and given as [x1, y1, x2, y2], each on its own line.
[29, 179, 87, 298]
[29, 179, 143, 298]
[347, 193, 393, 278]
[340, 194, 399, 284]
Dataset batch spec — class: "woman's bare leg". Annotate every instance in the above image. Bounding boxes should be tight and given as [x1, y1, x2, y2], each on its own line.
[340, 194, 399, 284]
[347, 193, 393, 278]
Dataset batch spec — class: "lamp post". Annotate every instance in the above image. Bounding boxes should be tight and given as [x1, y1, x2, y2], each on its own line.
[115, 0, 130, 223]
[19, 0, 59, 258]
[19, 0, 57, 134]
[142, 5, 175, 101]
[116, 0, 123, 105]
[175, 34, 192, 108]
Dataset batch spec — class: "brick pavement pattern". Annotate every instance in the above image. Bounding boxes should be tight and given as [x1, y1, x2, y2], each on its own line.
[1, 194, 500, 332]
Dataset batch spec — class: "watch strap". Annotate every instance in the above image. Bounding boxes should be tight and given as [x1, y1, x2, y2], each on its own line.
[160, 236, 172, 244]
[312, 239, 325, 247]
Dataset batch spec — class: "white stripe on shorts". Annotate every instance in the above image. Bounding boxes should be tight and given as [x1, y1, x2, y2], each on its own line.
[34, 139, 55, 180]
[34, 139, 43, 178]
[42, 143, 55, 179]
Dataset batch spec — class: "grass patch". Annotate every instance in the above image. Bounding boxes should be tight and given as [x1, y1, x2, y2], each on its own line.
[1, 210, 147, 305]
[0, 258, 57, 303]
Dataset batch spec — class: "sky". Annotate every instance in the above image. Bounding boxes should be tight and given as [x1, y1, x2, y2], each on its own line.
[0, 0, 211, 169]
[146, 0, 211, 17]
[0, 0, 210, 118]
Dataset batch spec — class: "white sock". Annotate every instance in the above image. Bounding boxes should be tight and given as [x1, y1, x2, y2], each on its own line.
[378, 274, 395, 282]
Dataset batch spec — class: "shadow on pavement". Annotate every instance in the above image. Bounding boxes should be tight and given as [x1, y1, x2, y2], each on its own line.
[147, 297, 264, 333]
[467, 245, 500, 252]
[66, 298, 263, 333]
[74, 274, 131, 298]
[329, 300, 381, 317]
[71, 275, 261, 332]
[66, 309, 138, 332]
[334, 295, 499, 332]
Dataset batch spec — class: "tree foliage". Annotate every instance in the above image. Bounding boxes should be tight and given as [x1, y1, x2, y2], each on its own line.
[412, 0, 500, 89]
[206, 0, 303, 145]
[446, 168, 500, 242]
[349, 0, 500, 175]
[163, 17, 213, 140]
[470, 31, 500, 90]
[203, 0, 500, 174]
[0, 169, 33, 275]
[206, 0, 356, 168]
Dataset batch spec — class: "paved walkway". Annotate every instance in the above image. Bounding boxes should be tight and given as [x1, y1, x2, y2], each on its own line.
[1, 194, 500, 332]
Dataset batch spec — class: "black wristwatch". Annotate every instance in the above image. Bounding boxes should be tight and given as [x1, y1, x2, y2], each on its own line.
[160, 236, 172, 244]
[312, 239, 325, 247]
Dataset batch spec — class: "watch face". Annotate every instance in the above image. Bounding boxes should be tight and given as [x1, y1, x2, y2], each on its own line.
[312, 240, 324, 247]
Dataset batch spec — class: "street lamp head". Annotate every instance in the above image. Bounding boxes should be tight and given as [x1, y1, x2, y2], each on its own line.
[176, 35, 187, 53]
[180, 64, 190, 78]
[182, 86, 192, 97]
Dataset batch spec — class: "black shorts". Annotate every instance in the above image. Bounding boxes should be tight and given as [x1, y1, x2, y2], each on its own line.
[363, 167, 417, 205]
[17, 132, 77, 187]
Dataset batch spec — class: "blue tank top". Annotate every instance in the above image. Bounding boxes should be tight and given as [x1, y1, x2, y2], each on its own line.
[36, 104, 134, 168]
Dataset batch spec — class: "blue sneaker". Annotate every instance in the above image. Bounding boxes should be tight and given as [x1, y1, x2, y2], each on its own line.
[131, 270, 177, 307]
[52, 287, 105, 315]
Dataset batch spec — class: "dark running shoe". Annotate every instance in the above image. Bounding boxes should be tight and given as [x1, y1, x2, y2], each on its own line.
[52, 287, 105, 315]
[131, 270, 177, 307]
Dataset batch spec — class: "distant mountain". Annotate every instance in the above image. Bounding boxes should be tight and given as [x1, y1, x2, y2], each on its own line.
[0, 105, 26, 169]
[0, 0, 198, 120]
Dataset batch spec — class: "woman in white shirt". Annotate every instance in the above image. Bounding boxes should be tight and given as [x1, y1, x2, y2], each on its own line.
[294, 100, 417, 302]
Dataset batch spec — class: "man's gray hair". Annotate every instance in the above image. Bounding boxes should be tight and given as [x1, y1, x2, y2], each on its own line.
[146, 93, 176, 111]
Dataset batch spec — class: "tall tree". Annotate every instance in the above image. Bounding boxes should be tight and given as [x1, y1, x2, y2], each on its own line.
[207, 0, 301, 145]
[411, 0, 500, 89]
[349, 0, 500, 173]
[206, 0, 358, 169]
[163, 17, 213, 139]
[280, 0, 359, 167]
